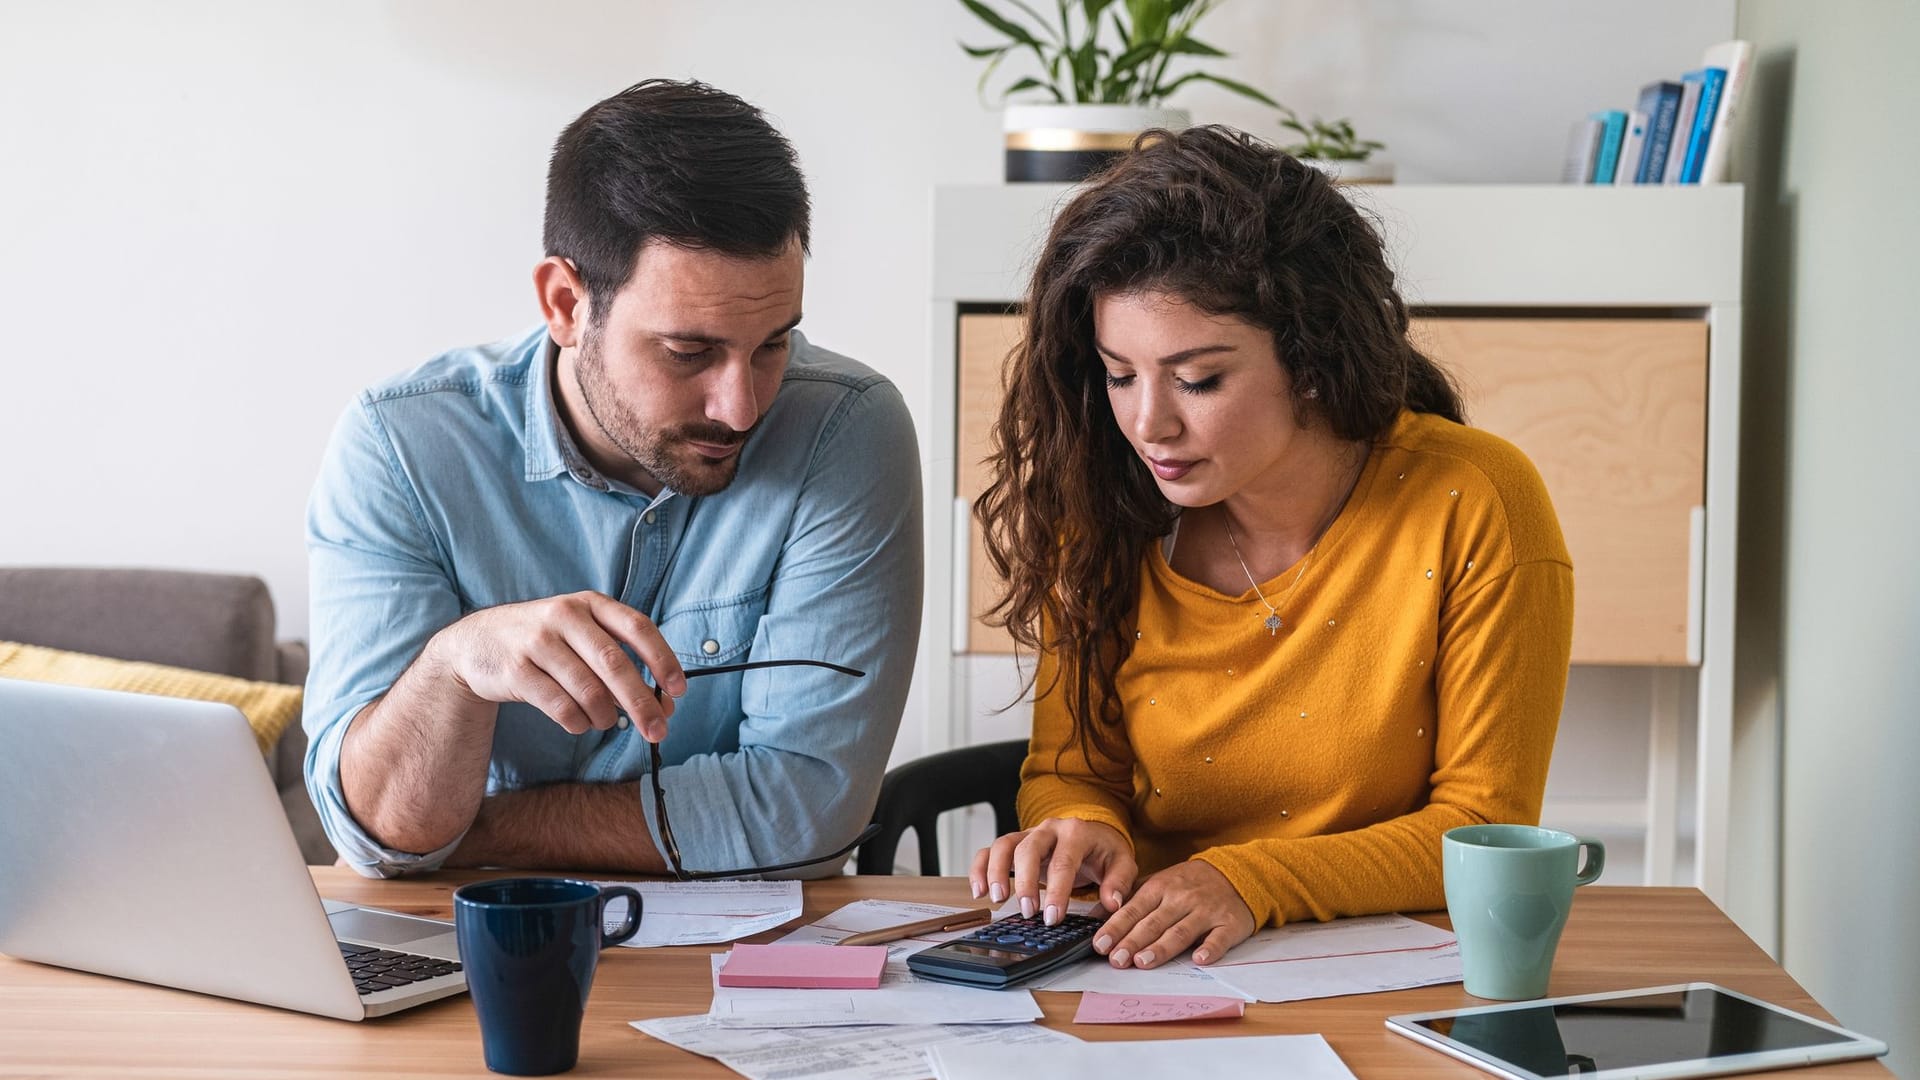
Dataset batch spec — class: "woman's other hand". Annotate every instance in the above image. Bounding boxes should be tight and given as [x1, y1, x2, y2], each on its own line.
[969, 817, 1137, 924]
[1093, 859, 1255, 968]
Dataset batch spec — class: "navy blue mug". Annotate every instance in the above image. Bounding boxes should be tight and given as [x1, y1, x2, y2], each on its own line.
[453, 878, 643, 1076]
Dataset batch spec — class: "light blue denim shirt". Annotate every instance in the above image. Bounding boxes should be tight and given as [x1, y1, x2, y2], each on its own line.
[302, 325, 922, 878]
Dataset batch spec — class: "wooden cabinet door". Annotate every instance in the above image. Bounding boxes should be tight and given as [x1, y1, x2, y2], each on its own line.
[957, 313, 1023, 654]
[1412, 318, 1707, 665]
[956, 314, 1708, 666]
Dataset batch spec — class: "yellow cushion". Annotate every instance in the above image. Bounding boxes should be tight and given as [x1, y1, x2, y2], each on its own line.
[0, 641, 302, 755]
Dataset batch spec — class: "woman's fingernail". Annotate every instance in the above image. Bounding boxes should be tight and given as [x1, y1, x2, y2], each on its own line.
[1136, 950, 1155, 967]
[990, 884, 1006, 903]
[1020, 897, 1035, 919]
[1194, 949, 1210, 964]
[1094, 935, 1112, 953]
[1110, 891, 1123, 908]
[1044, 904, 1060, 925]
[1110, 948, 1130, 967]
[970, 881, 983, 899]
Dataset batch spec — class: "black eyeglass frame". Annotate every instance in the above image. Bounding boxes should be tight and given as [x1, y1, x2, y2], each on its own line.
[647, 658, 880, 881]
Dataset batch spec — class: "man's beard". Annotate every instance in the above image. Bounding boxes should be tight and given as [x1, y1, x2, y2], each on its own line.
[575, 328, 753, 497]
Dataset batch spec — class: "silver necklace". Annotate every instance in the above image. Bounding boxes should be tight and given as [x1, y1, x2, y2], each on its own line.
[1223, 518, 1310, 636]
[1221, 447, 1367, 637]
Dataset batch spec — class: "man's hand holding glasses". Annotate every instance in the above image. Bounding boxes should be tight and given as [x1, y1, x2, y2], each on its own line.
[429, 590, 689, 740]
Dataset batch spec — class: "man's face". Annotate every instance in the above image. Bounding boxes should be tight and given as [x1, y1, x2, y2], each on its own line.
[571, 239, 803, 496]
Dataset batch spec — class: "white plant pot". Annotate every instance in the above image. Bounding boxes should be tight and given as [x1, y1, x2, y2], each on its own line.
[1301, 158, 1395, 184]
[1003, 104, 1190, 183]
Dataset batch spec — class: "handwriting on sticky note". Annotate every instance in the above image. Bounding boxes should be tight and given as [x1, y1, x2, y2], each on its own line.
[1072, 991, 1247, 1024]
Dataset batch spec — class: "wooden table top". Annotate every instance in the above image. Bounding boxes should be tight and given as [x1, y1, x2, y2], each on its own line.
[0, 870, 1890, 1078]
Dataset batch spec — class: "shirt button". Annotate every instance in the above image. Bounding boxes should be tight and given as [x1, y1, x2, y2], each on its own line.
[701, 639, 720, 656]
[643, 510, 658, 525]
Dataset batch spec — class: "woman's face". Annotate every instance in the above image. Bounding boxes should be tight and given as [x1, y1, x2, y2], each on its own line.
[1092, 289, 1305, 508]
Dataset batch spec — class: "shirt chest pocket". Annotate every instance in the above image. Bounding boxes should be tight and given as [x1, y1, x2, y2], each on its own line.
[656, 589, 767, 669]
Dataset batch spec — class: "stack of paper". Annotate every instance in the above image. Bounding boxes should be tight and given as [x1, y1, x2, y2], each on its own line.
[706, 953, 1042, 1028]
[593, 879, 803, 948]
[929, 1033, 1357, 1080]
[633, 1015, 1080, 1080]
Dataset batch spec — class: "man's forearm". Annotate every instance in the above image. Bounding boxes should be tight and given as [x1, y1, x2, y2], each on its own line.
[446, 782, 668, 874]
[340, 638, 498, 855]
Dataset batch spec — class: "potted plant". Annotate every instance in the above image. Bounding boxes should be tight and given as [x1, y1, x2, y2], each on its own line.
[960, 0, 1279, 182]
[1276, 106, 1392, 183]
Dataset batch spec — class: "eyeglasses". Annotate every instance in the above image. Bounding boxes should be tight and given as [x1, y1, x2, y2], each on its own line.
[647, 658, 881, 881]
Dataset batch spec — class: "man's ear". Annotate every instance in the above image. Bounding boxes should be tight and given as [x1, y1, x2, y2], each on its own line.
[534, 256, 590, 347]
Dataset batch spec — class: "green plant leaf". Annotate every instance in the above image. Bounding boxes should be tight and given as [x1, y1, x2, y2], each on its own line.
[1126, 0, 1171, 45]
[1109, 39, 1159, 74]
[960, 0, 1042, 47]
[1003, 75, 1056, 99]
[1081, 0, 1118, 23]
[1071, 38, 1099, 101]
[1165, 35, 1226, 56]
[960, 41, 1011, 58]
[975, 45, 1013, 101]
[1006, 0, 1060, 42]
[1182, 70, 1281, 108]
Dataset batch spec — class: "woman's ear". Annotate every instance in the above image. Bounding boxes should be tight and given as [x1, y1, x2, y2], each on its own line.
[533, 256, 590, 347]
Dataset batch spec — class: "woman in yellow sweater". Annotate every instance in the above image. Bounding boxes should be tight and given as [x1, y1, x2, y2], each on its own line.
[967, 126, 1574, 971]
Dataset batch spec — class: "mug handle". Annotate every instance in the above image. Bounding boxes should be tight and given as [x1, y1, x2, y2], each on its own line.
[1573, 837, 1606, 886]
[598, 885, 644, 948]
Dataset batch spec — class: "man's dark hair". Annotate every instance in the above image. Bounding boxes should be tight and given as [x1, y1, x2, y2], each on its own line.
[544, 79, 811, 320]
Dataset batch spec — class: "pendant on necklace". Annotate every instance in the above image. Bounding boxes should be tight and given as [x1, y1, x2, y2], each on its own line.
[1265, 614, 1283, 635]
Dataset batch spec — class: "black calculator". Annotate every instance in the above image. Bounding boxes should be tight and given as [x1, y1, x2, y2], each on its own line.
[905, 911, 1105, 989]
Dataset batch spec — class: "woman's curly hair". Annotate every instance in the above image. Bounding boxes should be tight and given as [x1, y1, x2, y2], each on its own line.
[975, 125, 1463, 774]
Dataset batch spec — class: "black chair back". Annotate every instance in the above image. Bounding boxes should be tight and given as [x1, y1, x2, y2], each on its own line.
[857, 740, 1028, 875]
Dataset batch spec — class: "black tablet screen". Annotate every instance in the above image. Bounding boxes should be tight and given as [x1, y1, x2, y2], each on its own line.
[1414, 987, 1854, 1075]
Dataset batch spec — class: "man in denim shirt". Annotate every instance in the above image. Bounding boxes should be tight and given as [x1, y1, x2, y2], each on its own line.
[302, 80, 922, 879]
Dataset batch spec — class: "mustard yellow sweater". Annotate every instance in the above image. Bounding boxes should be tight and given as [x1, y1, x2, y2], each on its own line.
[1017, 410, 1575, 926]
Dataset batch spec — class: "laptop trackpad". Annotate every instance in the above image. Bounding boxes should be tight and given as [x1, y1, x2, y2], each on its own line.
[330, 907, 454, 949]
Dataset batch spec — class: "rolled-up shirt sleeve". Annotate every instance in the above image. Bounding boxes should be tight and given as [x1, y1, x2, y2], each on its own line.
[301, 398, 468, 877]
[645, 380, 923, 877]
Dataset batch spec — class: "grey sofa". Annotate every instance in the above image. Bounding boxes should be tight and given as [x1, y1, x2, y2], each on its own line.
[0, 567, 335, 864]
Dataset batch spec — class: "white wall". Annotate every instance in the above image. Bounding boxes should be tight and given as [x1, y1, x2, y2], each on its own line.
[2, 1, 1734, 762]
[1734, 1, 1920, 1069]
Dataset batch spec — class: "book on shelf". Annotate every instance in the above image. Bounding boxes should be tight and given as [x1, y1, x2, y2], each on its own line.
[1697, 40, 1754, 184]
[1633, 80, 1684, 183]
[1678, 67, 1727, 183]
[1564, 38, 1752, 187]
[1612, 110, 1649, 185]
[1663, 74, 1706, 184]
[1589, 110, 1628, 184]
[1561, 116, 1604, 184]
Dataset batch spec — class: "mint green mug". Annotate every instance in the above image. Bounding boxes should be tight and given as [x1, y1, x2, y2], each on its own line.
[1442, 824, 1604, 1000]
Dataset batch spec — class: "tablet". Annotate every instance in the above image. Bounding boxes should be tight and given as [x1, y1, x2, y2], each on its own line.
[1387, 983, 1887, 1080]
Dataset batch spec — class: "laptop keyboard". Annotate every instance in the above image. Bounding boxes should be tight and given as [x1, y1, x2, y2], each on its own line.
[338, 941, 462, 997]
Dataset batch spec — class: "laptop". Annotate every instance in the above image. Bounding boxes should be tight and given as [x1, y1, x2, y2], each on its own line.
[0, 678, 468, 1020]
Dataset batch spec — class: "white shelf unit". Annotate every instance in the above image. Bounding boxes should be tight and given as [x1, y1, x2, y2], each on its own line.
[920, 183, 1746, 910]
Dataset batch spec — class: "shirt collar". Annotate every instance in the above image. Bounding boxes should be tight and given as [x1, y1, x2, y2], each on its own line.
[523, 332, 673, 508]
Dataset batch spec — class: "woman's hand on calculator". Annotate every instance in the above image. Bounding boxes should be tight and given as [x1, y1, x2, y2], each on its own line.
[969, 817, 1137, 925]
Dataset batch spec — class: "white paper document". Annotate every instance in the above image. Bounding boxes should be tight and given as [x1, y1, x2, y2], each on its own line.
[632, 1014, 1078, 1080]
[1201, 913, 1462, 1003]
[928, 1033, 1356, 1080]
[593, 879, 803, 948]
[706, 953, 1043, 1028]
[1022, 952, 1255, 998]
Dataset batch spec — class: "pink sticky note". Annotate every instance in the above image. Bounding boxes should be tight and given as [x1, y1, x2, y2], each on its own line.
[715, 944, 887, 989]
[1072, 991, 1247, 1024]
